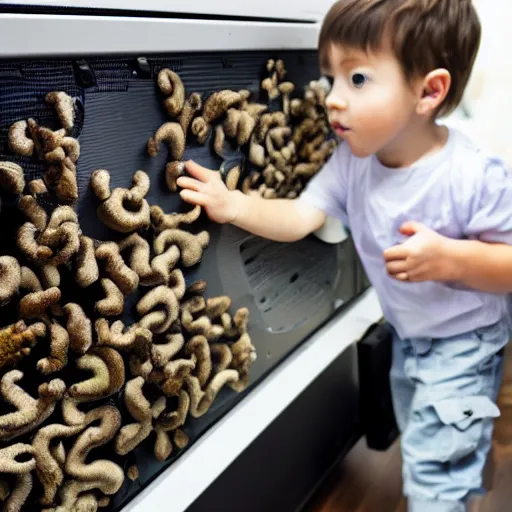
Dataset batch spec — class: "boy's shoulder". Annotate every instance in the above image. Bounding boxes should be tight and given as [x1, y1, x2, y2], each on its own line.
[446, 127, 509, 185]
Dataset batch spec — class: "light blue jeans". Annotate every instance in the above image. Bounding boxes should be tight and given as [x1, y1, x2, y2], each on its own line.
[390, 319, 508, 512]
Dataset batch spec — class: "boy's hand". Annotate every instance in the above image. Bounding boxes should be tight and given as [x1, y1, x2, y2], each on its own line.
[383, 221, 458, 283]
[177, 161, 241, 224]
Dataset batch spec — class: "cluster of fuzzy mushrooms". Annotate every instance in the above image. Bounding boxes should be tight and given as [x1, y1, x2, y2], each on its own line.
[0, 57, 332, 512]
[148, 58, 335, 199]
[0, 90, 256, 511]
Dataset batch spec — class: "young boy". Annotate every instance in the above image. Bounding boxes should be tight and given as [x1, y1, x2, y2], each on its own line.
[178, 1, 512, 510]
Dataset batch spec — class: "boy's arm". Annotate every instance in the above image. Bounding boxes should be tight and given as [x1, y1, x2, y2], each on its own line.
[178, 161, 326, 243]
[384, 221, 512, 293]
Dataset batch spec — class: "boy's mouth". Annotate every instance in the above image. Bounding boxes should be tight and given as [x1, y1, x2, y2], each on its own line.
[331, 121, 351, 135]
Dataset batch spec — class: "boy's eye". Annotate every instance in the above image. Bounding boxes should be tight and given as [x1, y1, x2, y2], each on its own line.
[351, 73, 367, 88]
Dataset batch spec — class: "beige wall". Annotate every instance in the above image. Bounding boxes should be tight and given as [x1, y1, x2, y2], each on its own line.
[460, 1, 512, 165]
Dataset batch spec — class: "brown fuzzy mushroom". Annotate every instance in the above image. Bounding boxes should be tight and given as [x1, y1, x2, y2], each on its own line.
[147, 122, 185, 161]
[28, 178, 48, 196]
[151, 332, 184, 368]
[229, 333, 257, 392]
[0, 320, 46, 371]
[151, 244, 181, 285]
[0, 370, 66, 441]
[225, 165, 241, 191]
[213, 125, 225, 157]
[191, 90, 244, 143]
[46, 91, 75, 131]
[127, 465, 139, 482]
[68, 347, 125, 403]
[95, 242, 140, 294]
[185, 335, 212, 387]
[96, 279, 124, 316]
[224, 109, 256, 146]
[115, 377, 154, 456]
[185, 369, 240, 418]
[18, 195, 47, 232]
[154, 229, 210, 267]
[37, 322, 69, 374]
[205, 295, 231, 319]
[18, 270, 61, 320]
[150, 204, 202, 233]
[0, 162, 25, 195]
[75, 235, 99, 288]
[95, 318, 152, 359]
[8, 121, 34, 157]
[165, 161, 185, 193]
[38, 220, 81, 266]
[0, 256, 21, 305]
[153, 390, 190, 461]
[91, 170, 151, 233]
[33, 422, 84, 506]
[248, 135, 266, 167]
[278, 82, 295, 117]
[118, 233, 156, 285]
[64, 303, 93, 354]
[16, 223, 52, 262]
[137, 285, 180, 334]
[185, 279, 208, 297]
[56, 405, 124, 510]
[180, 92, 203, 136]
[0, 444, 36, 512]
[157, 69, 186, 117]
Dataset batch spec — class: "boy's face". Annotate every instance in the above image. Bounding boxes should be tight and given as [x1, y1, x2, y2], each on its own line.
[323, 43, 422, 161]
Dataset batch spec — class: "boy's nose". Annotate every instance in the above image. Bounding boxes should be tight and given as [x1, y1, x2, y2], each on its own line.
[326, 92, 348, 111]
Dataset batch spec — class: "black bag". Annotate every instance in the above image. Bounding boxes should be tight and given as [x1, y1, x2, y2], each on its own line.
[357, 321, 399, 451]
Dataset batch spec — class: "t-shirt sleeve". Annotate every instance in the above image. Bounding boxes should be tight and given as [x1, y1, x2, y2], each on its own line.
[298, 141, 350, 226]
[464, 157, 512, 244]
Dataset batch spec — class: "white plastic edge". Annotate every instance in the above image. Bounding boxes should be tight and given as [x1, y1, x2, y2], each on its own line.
[3, 0, 334, 23]
[122, 288, 383, 512]
[0, 14, 320, 57]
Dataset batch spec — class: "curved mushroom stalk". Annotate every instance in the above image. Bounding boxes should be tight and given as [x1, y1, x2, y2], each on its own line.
[75, 235, 99, 288]
[67, 347, 125, 404]
[185, 370, 240, 418]
[33, 422, 85, 506]
[0, 370, 66, 441]
[147, 122, 185, 161]
[137, 285, 180, 334]
[46, 91, 75, 131]
[0, 161, 25, 196]
[0, 444, 36, 512]
[157, 68, 186, 117]
[153, 390, 190, 461]
[37, 321, 69, 375]
[115, 377, 154, 456]
[91, 169, 151, 233]
[150, 204, 202, 233]
[95, 318, 152, 356]
[46, 406, 124, 511]
[153, 229, 210, 267]
[191, 90, 245, 144]
[95, 242, 139, 295]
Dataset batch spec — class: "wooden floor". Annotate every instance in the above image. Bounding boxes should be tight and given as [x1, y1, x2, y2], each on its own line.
[309, 345, 512, 512]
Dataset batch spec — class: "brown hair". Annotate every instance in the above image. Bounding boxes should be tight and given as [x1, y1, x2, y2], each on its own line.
[318, 0, 481, 117]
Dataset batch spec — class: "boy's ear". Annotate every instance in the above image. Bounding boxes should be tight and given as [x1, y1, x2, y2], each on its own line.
[416, 69, 451, 116]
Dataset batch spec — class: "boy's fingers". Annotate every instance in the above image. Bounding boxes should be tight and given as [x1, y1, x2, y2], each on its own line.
[393, 272, 409, 281]
[176, 176, 202, 192]
[180, 189, 208, 207]
[383, 244, 408, 262]
[386, 260, 408, 275]
[185, 160, 215, 182]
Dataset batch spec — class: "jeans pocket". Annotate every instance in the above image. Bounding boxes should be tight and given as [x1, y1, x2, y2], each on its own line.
[430, 395, 500, 462]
